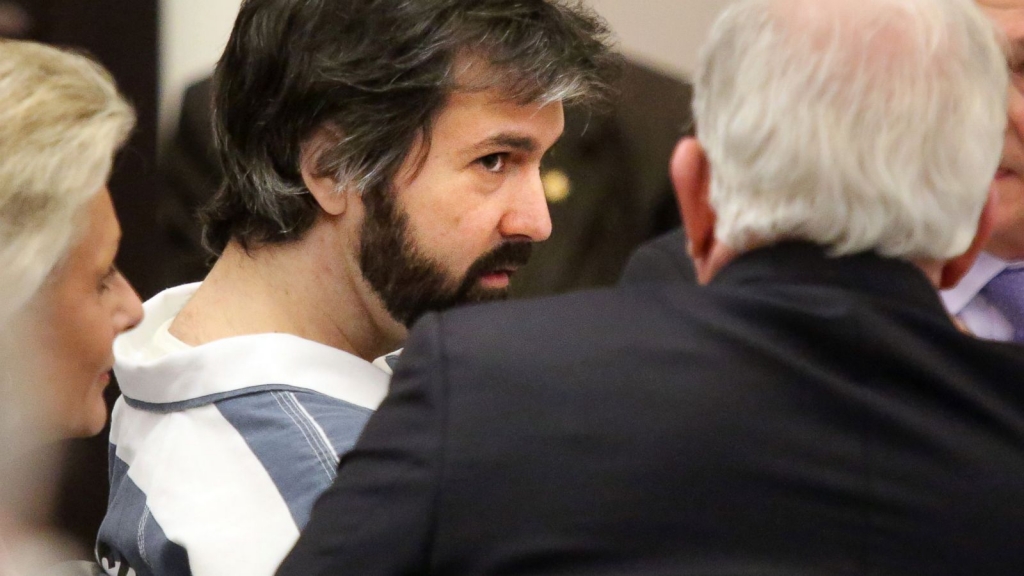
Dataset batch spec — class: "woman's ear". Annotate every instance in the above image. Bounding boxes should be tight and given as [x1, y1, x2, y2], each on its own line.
[300, 130, 348, 216]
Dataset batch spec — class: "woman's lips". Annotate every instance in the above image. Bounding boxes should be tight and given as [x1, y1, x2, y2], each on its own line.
[995, 168, 1016, 180]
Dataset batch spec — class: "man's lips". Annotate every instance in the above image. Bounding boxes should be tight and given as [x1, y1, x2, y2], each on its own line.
[478, 268, 516, 289]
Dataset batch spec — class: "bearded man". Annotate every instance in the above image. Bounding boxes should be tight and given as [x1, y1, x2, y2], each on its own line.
[95, 1, 615, 575]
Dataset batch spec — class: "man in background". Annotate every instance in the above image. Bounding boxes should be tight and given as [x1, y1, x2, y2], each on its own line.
[96, 1, 615, 574]
[619, 226, 696, 283]
[278, 0, 1024, 574]
[942, 0, 1024, 342]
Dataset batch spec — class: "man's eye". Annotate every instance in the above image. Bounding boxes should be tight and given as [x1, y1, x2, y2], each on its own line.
[478, 153, 506, 173]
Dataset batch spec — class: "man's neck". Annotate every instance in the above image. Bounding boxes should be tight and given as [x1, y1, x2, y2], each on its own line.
[169, 231, 406, 362]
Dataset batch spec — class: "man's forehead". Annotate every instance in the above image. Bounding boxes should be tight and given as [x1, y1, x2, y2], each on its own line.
[440, 85, 564, 126]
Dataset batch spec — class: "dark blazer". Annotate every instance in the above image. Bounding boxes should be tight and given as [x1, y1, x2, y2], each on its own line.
[619, 227, 696, 284]
[278, 243, 1024, 576]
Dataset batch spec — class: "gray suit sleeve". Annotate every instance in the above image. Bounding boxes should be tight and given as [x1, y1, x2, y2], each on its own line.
[276, 314, 447, 576]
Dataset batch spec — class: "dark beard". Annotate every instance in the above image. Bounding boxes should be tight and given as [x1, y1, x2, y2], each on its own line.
[358, 186, 533, 327]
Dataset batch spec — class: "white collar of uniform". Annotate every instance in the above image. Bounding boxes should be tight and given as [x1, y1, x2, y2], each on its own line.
[371, 349, 403, 376]
[114, 282, 390, 411]
[940, 251, 1018, 315]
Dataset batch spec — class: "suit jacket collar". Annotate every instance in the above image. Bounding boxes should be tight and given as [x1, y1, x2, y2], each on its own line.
[711, 242, 947, 316]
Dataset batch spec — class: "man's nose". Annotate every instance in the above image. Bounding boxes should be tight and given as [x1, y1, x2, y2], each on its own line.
[499, 170, 553, 242]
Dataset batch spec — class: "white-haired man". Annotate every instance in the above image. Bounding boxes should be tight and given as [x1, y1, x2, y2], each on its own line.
[941, 0, 1024, 342]
[277, 0, 1024, 574]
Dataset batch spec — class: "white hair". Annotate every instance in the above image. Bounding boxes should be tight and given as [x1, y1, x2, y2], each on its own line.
[0, 40, 135, 324]
[694, 0, 1008, 259]
[0, 40, 134, 520]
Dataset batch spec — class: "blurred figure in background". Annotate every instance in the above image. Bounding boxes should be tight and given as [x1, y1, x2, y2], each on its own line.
[0, 40, 143, 573]
[619, 226, 696, 284]
[0, 1, 32, 39]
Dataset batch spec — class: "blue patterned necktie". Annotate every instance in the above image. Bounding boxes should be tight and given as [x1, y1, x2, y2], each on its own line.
[979, 266, 1024, 343]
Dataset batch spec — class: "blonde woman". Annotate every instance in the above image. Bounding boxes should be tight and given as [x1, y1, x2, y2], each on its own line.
[0, 40, 144, 574]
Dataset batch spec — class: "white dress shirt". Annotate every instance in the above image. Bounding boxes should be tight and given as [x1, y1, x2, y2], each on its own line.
[940, 251, 1023, 341]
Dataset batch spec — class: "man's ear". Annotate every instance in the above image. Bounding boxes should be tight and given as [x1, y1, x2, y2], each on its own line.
[300, 130, 348, 216]
[671, 137, 715, 266]
[940, 190, 997, 289]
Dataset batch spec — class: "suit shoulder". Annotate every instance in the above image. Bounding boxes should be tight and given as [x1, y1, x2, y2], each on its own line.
[620, 228, 695, 285]
[423, 284, 700, 367]
[443, 284, 663, 326]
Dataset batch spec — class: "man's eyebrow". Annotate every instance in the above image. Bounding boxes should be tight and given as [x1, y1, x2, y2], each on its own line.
[469, 133, 540, 154]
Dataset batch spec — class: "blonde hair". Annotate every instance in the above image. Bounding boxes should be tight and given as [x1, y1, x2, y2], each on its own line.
[0, 40, 135, 324]
[0, 40, 134, 518]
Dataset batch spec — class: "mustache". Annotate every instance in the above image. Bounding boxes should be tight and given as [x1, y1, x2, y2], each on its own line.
[463, 241, 533, 282]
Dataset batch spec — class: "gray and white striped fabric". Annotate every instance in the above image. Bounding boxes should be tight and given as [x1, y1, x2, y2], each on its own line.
[96, 284, 391, 576]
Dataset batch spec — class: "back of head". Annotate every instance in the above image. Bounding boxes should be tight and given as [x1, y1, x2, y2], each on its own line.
[204, 0, 617, 254]
[694, 0, 1007, 259]
[0, 40, 134, 518]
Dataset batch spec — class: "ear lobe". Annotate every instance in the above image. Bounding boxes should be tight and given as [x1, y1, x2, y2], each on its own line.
[671, 137, 715, 266]
[940, 190, 997, 289]
[300, 131, 348, 216]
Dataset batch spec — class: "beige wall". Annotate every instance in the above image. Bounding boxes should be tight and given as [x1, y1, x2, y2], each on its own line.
[587, 0, 737, 81]
[159, 0, 242, 142]
[158, 0, 735, 140]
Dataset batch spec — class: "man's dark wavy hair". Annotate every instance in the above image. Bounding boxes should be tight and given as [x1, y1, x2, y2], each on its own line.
[202, 0, 618, 254]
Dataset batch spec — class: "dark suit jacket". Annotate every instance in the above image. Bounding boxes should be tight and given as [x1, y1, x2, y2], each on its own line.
[278, 243, 1024, 576]
[619, 227, 696, 284]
